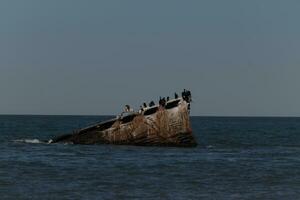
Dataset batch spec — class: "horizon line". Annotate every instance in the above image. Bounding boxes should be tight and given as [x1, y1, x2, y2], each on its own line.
[0, 114, 299, 118]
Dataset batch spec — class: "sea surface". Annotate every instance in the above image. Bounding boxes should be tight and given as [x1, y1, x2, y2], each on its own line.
[0, 115, 300, 200]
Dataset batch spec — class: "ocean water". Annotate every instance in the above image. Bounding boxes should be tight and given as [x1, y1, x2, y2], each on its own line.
[0, 115, 300, 200]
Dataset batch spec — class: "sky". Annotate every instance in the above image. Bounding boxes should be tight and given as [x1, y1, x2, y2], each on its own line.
[0, 0, 300, 116]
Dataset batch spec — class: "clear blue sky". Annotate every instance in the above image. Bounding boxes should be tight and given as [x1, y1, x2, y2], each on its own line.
[1, 0, 300, 116]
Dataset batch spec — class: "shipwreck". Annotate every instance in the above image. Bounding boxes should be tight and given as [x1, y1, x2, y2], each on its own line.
[49, 90, 197, 147]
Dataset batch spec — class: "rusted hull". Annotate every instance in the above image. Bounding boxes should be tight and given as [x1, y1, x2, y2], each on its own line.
[51, 100, 197, 147]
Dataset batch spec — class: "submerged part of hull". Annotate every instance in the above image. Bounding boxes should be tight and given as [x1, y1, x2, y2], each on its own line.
[50, 99, 197, 147]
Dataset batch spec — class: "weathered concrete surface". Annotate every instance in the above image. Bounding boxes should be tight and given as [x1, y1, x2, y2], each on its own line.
[50, 99, 197, 147]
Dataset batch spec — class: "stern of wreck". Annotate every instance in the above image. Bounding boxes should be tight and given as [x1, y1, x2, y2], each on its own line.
[99, 97, 197, 147]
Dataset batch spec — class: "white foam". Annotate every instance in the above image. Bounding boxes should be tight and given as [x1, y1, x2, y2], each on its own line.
[13, 139, 44, 144]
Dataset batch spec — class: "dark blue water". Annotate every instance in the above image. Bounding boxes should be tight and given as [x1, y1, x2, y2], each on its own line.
[1, 116, 300, 199]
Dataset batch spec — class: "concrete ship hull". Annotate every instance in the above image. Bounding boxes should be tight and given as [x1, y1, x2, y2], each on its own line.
[50, 98, 197, 147]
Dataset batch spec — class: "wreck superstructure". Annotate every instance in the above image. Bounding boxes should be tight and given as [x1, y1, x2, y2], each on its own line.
[50, 95, 197, 147]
